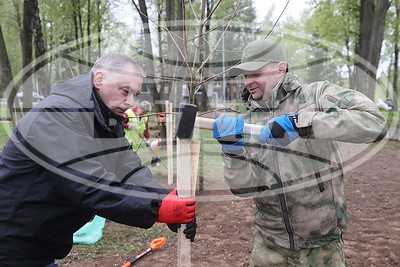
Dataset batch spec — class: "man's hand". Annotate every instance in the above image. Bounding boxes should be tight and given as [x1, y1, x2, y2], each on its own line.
[156, 189, 196, 224]
[213, 115, 244, 153]
[167, 217, 197, 242]
[258, 115, 299, 147]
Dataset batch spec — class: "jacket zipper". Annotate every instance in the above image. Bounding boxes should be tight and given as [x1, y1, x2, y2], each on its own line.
[271, 147, 296, 251]
[269, 108, 295, 251]
[305, 139, 325, 192]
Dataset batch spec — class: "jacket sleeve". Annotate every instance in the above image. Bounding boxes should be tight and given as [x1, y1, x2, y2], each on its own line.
[13, 108, 168, 229]
[220, 148, 269, 197]
[295, 82, 387, 143]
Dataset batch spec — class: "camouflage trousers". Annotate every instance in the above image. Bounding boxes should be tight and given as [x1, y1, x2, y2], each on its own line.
[249, 230, 348, 267]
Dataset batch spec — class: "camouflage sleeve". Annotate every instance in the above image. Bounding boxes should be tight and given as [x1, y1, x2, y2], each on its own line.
[295, 82, 387, 143]
[221, 150, 263, 197]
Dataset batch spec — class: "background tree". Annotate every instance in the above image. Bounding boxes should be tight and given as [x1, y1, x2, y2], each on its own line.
[355, 0, 391, 100]
[132, 0, 161, 112]
[21, 0, 34, 109]
[305, 0, 359, 87]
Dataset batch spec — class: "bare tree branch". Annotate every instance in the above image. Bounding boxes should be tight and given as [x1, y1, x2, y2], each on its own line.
[264, 0, 291, 38]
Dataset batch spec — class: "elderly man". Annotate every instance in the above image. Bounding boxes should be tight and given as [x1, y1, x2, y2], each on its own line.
[0, 53, 196, 266]
[213, 39, 387, 266]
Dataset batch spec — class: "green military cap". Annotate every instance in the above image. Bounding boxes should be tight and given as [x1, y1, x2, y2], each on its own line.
[229, 39, 286, 77]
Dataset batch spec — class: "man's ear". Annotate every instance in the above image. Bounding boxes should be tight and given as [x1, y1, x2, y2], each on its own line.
[277, 61, 287, 74]
[93, 71, 104, 89]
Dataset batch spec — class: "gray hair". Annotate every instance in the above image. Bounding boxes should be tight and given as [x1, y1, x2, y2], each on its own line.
[139, 100, 152, 112]
[91, 52, 146, 77]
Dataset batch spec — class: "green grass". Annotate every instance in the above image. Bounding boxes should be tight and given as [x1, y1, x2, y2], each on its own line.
[0, 107, 12, 120]
[0, 121, 13, 149]
[57, 222, 175, 264]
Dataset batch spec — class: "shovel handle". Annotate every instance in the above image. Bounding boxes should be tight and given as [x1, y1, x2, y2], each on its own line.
[195, 117, 263, 135]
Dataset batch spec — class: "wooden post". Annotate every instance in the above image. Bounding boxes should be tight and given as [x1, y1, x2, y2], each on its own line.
[166, 101, 174, 185]
[176, 138, 192, 267]
[176, 140, 200, 267]
[191, 140, 201, 195]
[175, 103, 199, 267]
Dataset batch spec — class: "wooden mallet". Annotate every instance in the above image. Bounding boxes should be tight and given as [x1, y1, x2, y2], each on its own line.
[176, 103, 263, 136]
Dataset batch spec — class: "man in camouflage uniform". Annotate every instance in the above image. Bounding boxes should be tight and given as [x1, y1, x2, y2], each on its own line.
[213, 39, 387, 266]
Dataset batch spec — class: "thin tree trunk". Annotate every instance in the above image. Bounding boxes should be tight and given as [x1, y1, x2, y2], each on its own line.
[393, 0, 399, 112]
[170, 0, 185, 107]
[22, 0, 34, 110]
[0, 25, 20, 125]
[355, 0, 390, 100]
[97, 0, 102, 56]
[72, 0, 80, 73]
[200, 0, 213, 112]
[78, 0, 84, 74]
[165, 0, 176, 100]
[156, 0, 165, 100]
[0, 26, 14, 94]
[132, 0, 161, 111]
[32, 0, 50, 96]
[87, 0, 91, 64]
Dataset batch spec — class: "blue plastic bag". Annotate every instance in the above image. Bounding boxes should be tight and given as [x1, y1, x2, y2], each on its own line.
[73, 216, 106, 244]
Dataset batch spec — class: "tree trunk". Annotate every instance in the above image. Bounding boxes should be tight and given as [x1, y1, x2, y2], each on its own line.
[32, 0, 50, 96]
[170, 0, 185, 107]
[72, 0, 80, 75]
[0, 26, 14, 95]
[87, 0, 91, 64]
[132, 0, 161, 111]
[0, 25, 20, 125]
[77, 0, 84, 74]
[97, 0, 102, 56]
[393, 0, 399, 112]
[165, 0, 176, 101]
[200, 0, 213, 112]
[355, 0, 390, 100]
[156, 0, 165, 100]
[22, 0, 34, 111]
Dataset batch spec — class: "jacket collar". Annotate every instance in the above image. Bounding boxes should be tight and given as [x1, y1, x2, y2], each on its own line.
[92, 88, 125, 137]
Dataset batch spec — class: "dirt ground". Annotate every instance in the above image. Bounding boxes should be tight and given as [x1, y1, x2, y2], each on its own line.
[63, 141, 400, 267]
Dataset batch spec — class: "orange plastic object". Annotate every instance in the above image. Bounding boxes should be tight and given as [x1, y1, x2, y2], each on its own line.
[150, 237, 167, 250]
[157, 114, 166, 122]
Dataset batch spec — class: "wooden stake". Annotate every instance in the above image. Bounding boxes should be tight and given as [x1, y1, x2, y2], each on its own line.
[166, 101, 174, 185]
[176, 138, 192, 267]
[191, 140, 201, 195]
[176, 139, 200, 267]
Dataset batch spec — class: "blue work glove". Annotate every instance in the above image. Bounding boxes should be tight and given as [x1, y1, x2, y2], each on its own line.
[258, 115, 299, 147]
[213, 115, 245, 153]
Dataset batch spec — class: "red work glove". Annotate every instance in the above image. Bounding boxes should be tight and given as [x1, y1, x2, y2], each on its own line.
[156, 189, 196, 224]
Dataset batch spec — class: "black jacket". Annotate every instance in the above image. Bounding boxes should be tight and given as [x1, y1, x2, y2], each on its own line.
[0, 72, 168, 266]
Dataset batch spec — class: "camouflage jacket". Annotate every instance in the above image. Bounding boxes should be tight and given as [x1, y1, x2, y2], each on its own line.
[222, 70, 387, 250]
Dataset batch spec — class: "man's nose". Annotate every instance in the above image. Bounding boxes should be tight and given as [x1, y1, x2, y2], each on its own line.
[244, 76, 252, 87]
[126, 95, 135, 106]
